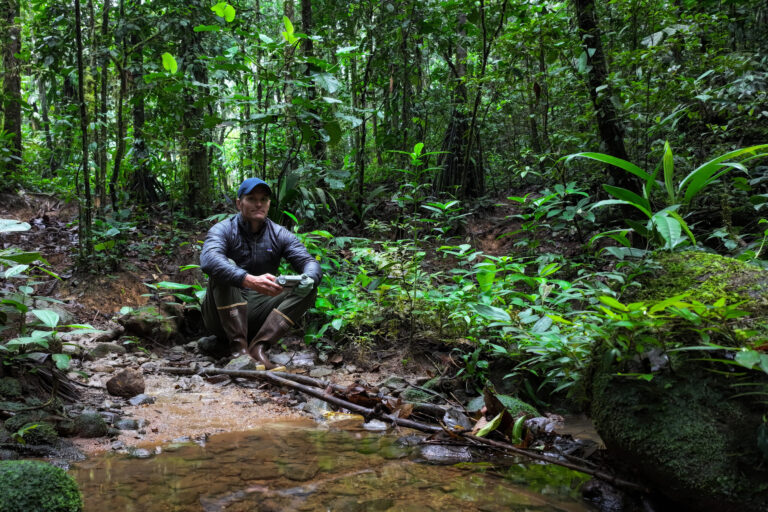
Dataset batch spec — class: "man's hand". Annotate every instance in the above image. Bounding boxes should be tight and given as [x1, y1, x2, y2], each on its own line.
[242, 273, 283, 296]
[294, 274, 315, 298]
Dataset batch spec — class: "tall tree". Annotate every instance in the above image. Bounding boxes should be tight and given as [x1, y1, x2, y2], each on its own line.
[573, 0, 637, 191]
[75, 0, 93, 259]
[1, 0, 22, 184]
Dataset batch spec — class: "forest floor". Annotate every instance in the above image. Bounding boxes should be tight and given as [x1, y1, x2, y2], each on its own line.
[0, 190, 597, 456]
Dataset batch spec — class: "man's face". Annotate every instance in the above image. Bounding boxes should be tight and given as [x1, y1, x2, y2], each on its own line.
[237, 187, 271, 225]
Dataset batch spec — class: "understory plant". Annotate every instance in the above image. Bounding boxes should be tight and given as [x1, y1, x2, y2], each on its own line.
[564, 143, 768, 252]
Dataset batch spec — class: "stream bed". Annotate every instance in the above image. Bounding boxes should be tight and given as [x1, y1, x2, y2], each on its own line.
[70, 421, 594, 511]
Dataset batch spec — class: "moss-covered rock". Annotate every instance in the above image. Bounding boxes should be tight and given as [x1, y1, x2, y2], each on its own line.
[635, 251, 768, 316]
[0, 460, 82, 512]
[0, 377, 22, 399]
[4, 410, 48, 434]
[17, 421, 59, 445]
[73, 413, 108, 438]
[590, 252, 768, 511]
[496, 394, 539, 417]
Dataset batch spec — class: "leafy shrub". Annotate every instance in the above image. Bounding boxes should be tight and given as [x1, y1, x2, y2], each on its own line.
[0, 460, 82, 512]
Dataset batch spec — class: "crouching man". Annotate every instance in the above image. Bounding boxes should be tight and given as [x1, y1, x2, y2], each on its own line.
[199, 177, 321, 369]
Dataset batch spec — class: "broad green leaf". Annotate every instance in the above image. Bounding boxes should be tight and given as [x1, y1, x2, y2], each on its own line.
[32, 309, 60, 329]
[282, 16, 298, 44]
[313, 73, 341, 93]
[193, 24, 221, 32]
[476, 412, 503, 437]
[603, 185, 652, 217]
[652, 213, 682, 250]
[0, 250, 45, 264]
[531, 315, 553, 333]
[155, 281, 192, 290]
[322, 96, 343, 104]
[563, 152, 649, 181]
[679, 145, 768, 203]
[161, 52, 178, 74]
[331, 318, 343, 330]
[476, 262, 496, 293]
[735, 349, 761, 370]
[324, 120, 342, 146]
[0, 219, 31, 232]
[259, 33, 274, 44]
[598, 296, 628, 311]
[211, 2, 235, 22]
[471, 303, 511, 323]
[6, 336, 50, 349]
[4, 264, 29, 278]
[666, 210, 696, 245]
[52, 353, 71, 371]
[591, 199, 650, 219]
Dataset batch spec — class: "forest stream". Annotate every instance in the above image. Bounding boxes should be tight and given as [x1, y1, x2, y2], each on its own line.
[70, 421, 592, 512]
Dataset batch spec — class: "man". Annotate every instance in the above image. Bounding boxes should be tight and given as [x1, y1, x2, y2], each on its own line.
[199, 177, 321, 369]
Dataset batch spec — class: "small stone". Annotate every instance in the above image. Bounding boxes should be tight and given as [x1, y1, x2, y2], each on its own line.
[86, 343, 127, 361]
[363, 419, 389, 431]
[309, 367, 333, 378]
[224, 355, 261, 371]
[74, 413, 108, 438]
[106, 368, 145, 398]
[377, 376, 409, 391]
[128, 394, 156, 406]
[115, 419, 140, 430]
[111, 441, 125, 451]
[126, 447, 152, 459]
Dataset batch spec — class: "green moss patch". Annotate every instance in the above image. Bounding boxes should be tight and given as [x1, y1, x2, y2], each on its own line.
[0, 460, 82, 512]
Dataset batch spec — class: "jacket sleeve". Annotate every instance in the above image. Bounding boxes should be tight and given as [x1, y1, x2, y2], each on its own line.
[282, 231, 323, 284]
[200, 221, 248, 287]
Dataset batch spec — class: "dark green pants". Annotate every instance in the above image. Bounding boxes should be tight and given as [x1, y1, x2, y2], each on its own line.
[201, 277, 318, 341]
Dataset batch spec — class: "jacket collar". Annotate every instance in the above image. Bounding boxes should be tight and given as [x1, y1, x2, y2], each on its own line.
[236, 213, 268, 237]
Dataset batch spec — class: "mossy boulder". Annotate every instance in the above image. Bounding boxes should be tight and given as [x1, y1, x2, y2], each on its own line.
[0, 460, 82, 512]
[73, 413, 108, 438]
[16, 422, 59, 445]
[0, 377, 22, 399]
[590, 252, 768, 511]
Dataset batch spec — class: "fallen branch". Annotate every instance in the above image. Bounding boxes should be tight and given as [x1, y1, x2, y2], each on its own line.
[158, 365, 648, 494]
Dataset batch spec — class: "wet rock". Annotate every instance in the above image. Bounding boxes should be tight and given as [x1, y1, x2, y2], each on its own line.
[303, 398, 331, 419]
[465, 395, 485, 413]
[377, 376, 408, 392]
[363, 419, 389, 431]
[111, 441, 125, 451]
[117, 305, 184, 346]
[417, 444, 472, 464]
[582, 479, 625, 512]
[106, 368, 145, 398]
[99, 411, 120, 425]
[309, 366, 333, 378]
[224, 355, 262, 371]
[128, 393, 155, 406]
[86, 342, 127, 360]
[401, 387, 435, 403]
[442, 408, 472, 431]
[73, 413, 108, 438]
[115, 419, 141, 431]
[590, 252, 768, 512]
[126, 447, 153, 459]
[525, 414, 565, 436]
[176, 375, 205, 391]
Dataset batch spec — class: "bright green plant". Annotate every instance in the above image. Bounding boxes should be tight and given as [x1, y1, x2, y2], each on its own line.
[564, 143, 768, 251]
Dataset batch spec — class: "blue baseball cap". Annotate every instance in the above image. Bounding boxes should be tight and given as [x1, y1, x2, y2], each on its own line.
[237, 178, 272, 198]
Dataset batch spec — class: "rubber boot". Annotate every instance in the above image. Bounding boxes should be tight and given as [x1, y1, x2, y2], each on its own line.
[248, 309, 292, 370]
[217, 304, 249, 356]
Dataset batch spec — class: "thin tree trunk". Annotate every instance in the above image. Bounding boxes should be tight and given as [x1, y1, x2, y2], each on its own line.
[1, 0, 22, 183]
[301, 0, 324, 160]
[99, 0, 111, 208]
[38, 78, 54, 176]
[110, 0, 127, 209]
[75, 0, 93, 259]
[573, 0, 637, 192]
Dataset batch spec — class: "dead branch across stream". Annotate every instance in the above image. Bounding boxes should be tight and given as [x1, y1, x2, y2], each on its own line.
[158, 366, 648, 494]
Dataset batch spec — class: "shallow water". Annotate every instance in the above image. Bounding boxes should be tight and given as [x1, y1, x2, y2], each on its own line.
[70, 422, 594, 512]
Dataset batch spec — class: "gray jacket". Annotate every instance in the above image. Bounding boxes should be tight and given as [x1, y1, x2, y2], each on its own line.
[200, 214, 322, 288]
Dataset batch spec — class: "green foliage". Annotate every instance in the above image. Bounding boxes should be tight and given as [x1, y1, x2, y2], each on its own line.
[568, 143, 768, 251]
[0, 460, 82, 512]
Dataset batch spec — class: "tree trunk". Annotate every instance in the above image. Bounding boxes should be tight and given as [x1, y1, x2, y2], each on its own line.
[1, 0, 22, 184]
[301, 0, 324, 160]
[98, 0, 111, 209]
[573, 0, 637, 192]
[75, 0, 93, 259]
[38, 78, 54, 176]
[183, 26, 211, 216]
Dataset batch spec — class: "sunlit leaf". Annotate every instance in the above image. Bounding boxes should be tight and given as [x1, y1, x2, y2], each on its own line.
[161, 52, 178, 74]
[475, 412, 503, 437]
